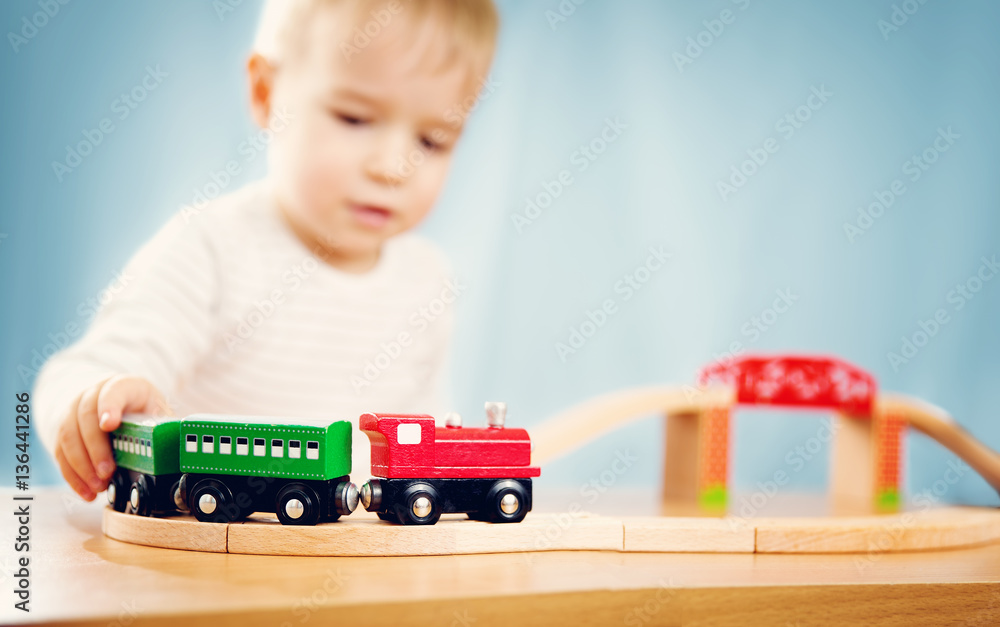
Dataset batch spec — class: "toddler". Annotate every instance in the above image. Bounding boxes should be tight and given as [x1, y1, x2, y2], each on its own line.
[34, 0, 499, 501]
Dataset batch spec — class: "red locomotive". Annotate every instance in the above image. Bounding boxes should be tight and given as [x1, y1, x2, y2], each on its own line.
[358, 402, 541, 525]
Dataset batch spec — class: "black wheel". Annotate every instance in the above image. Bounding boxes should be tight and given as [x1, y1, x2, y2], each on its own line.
[376, 512, 396, 522]
[275, 483, 321, 526]
[128, 475, 154, 517]
[189, 479, 239, 523]
[483, 480, 529, 523]
[395, 483, 441, 525]
[107, 468, 129, 513]
[320, 511, 342, 523]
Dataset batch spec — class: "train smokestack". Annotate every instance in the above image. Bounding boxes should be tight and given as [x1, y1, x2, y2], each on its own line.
[485, 402, 506, 429]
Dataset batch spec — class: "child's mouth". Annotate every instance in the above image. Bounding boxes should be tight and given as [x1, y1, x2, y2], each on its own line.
[349, 203, 392, 229]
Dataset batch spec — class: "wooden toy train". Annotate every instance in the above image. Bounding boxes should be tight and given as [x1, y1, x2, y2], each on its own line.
[106, 402, 540, 526]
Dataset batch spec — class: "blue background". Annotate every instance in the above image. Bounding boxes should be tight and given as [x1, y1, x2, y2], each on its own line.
[2, 0, 998, 506]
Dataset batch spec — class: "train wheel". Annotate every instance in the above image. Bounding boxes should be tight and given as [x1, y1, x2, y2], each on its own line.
[396, 483, 441, 525]
[107, 469, 129, 513]
[483, 480, 529, 523]
[189, 479, 237, 523]
[128, 475, 154, 517]
[276, 483, 321, 526]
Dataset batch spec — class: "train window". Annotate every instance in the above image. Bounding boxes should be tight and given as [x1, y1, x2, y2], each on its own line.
[397, 423, 422, 445]
[306, 441, 319, 460]
[253, 438, 266, 456]
[186, 434, 197, 453]
[220, 436, 232, 454]
[289, 440, 301, 459]
[202, 435, 214, 454]
[112, 436, 119, 451]
[129, 436, 136, 454]
[146, 440, 152, 457]
[271, 439, 283, 457]
[142, 439, 150, 456]
[236, 436, 249, 456]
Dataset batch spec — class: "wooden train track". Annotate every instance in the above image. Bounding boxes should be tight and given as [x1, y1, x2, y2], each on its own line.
[103, 374, 1000, 559]
[103, 505, 1000, 557]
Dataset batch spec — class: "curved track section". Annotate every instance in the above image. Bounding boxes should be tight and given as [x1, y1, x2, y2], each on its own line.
[530, 386, 1000, 497]
[530, 385, 732, 467]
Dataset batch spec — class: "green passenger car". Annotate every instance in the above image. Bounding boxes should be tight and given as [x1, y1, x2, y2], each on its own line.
[178, 415, 352, 480]
[108, 415, 183, 515]
[177, 415, 357, 525]
[107, 413, 359, 526]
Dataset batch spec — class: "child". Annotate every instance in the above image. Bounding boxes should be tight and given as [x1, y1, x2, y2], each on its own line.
[34, 0, 499, 502]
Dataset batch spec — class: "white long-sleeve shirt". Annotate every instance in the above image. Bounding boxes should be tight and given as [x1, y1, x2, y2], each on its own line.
[34, 179, 457, 477]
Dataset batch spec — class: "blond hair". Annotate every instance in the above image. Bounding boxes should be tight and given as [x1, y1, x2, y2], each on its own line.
[253, 0, 499, 79]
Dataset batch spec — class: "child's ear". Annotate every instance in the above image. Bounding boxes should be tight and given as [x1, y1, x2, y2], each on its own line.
[247, 53, 275, 128]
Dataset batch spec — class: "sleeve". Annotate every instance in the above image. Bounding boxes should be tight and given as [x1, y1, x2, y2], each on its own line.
[33, 211, 221, 456]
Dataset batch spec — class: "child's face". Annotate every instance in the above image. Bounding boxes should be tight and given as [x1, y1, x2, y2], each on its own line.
[257, 7, 479, 270]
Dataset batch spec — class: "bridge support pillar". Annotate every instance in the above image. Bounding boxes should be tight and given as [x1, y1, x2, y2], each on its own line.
[663, 405, 731, 513]
[832, 411, 903, 512]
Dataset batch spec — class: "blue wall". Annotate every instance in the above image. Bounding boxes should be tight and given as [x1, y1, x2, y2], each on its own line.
[2, 0, 998, 506]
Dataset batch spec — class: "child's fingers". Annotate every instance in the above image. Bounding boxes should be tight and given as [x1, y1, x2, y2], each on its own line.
[55, 425, 98, 501]
[55, 447, 96, 501]
[145, 385, 173, 416]
[76, 384, 116, 481]
[95, 375, 161, 431]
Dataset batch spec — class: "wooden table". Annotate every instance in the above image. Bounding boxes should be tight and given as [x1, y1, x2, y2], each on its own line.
[3, 489, 999, 626]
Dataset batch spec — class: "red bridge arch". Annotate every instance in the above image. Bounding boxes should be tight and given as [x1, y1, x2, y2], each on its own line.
[675, 354, 902, 511]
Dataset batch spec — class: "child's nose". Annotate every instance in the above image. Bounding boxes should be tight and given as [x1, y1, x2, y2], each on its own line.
[363, 130, 410, 186]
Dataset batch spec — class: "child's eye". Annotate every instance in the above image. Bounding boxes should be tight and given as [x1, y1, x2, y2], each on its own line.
[419, 136, 441, 152]
[334, 112, 369, 126]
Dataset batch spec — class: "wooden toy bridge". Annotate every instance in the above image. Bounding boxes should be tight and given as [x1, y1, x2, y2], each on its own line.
[531, 354, 1000, 512]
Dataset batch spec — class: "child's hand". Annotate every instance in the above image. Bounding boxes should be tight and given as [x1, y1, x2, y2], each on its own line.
[54, 375, 170, 501]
